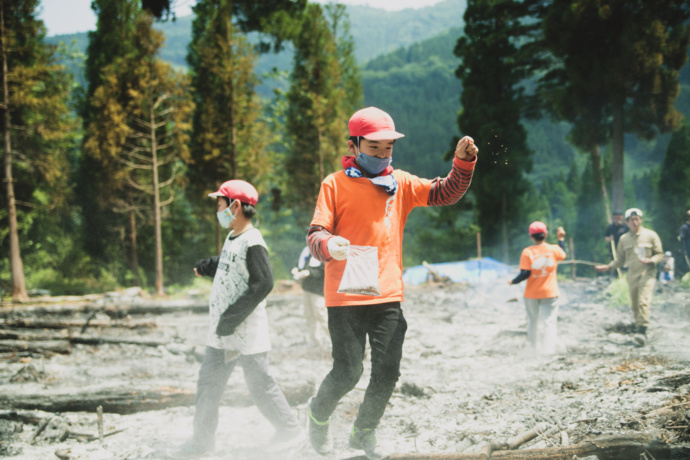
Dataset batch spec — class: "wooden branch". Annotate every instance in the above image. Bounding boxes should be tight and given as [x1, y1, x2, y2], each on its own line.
[118, 158, 153, 170]
[0, 380, 314, 415]
[122, 147, 154, 163]
[478, 423, 552, 458]
[80, 309, 100, 334]
[122, 142, 147, 153]
[69, 335, 168, 347]
[0, 318, 156, 330]
[387, 434, 689, 459]
[0, 295, 301, 318]
[506, 423, 552, 449]
[67, 427, 126, 443]
[558, 260, 600, 267]
[153, 117, 170, 129]
[0, 410, 46, 425]
[158, 175, 178, 188]
[422, 261, 451, 283]
[125, 175, 155, 195]
[97, 405, 104, 443]
[0, 328, 69, 340]
[160, 195, 175, 208]
[29, 414, 55, 444]
[0, 339, 71, 354]
[130, 115, 151, 129]
[152, 92, 170, 111]
[155, 141, 174, 152]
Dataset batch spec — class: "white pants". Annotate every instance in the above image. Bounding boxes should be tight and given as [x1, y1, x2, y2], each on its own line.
[303, 291, 329, 349]
[524, 297, 559, 355]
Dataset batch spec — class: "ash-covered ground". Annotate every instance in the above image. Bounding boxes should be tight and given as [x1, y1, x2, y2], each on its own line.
[1, 277, 689, 459]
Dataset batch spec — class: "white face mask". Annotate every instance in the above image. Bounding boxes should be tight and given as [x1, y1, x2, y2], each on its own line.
[216, 200, 237, 228]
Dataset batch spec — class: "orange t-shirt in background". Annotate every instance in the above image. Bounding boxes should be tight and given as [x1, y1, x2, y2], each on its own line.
[310, 169, 431, 306]
[519, 243, 566, 299]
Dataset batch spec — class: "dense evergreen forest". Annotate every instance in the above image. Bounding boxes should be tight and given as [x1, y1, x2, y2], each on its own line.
[3, 0, 690, 300]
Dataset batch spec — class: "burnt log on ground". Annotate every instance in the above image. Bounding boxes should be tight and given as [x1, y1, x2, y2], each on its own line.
[0, 294, 295, 319]
[0, 318, 157, 330]
[0, 339, 71, 354]
[0, 333, 171, 353]
[388, 434, 690, 459]
[0, 410, 45, 424]
[0, 380, 315, 414]
[0, 300, 208, 318]
[0, 328, 70, 340]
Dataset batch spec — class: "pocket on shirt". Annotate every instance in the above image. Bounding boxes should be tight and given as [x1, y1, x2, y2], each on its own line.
[637, 243, 653, 259]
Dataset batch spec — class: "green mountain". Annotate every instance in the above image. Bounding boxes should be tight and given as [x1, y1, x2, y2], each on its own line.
[46, 0, 466, 93]
[46, 0, 688, 192]
[362, 25, 690, 196]
[361, 27, 463, 180]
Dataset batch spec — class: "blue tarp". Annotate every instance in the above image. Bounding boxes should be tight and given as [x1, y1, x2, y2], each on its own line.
[402, 257, 514, 285]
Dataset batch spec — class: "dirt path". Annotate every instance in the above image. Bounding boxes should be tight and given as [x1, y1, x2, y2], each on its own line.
[1, 278, 689, 459]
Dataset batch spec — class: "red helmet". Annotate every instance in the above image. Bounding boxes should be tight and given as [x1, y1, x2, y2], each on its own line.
[208, 180, 258, 205]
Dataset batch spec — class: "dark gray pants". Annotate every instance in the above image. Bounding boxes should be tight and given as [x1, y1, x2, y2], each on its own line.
[193, 346, 299, 448]
[310, 302, 407, 431]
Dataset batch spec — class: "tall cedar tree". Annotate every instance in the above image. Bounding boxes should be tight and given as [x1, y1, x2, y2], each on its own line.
[86, 13, 193, 296]
[540, 0, 690, 215]
[325, 3, 362, 126]
[454, 0, 533, 262]
[79, 0, 140, 275]
[1, 0, 75, 300]
[186, 0, 306, 253]
[285, 3, 361, 218]
[187, 0, 273, 252]
[656, 121, 690, 254]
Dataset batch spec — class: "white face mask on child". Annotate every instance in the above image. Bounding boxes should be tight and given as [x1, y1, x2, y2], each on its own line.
[216, 200, 237, 228]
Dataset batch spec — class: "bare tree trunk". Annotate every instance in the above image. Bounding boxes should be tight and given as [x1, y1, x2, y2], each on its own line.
[150, 100, 164, 297]
[1, 3, 27, 301]
[225, 0, 237, 181]
[501, 194, 509, 264]
[589, 144, 611, 221]
[128, 205, 141, 287]
[317, 128, 324, 181]
[611, 99, 625, 215]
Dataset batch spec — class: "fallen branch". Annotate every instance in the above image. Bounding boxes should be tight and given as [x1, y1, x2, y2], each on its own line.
[0, 318, 156, 330]
[478, 423, 552, 458]
[0, 339, 71, 354]
[0, 328, 69, 340]
[0, 410, 46, 424]
[0, 380, 314, 414]
[29, 415, 55, 445]
[67, 427, 126, 443]
[69, 335, 168, 347]
[422, 261, 451, 283]
[388, 434, 689, 459]
[0, 299, 208, 318]
[0, 328, 171, 352]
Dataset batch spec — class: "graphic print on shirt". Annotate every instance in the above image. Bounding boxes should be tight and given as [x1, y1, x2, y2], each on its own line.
[531, 255, 555, 277]
[384, 195, 395, 229]
[207, 229, 270, 355]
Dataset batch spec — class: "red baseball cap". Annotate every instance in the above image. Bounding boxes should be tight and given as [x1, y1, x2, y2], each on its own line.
[348, 107, 405, 140]
[528, 221, 548, 235]
[208, 180, 258, 205]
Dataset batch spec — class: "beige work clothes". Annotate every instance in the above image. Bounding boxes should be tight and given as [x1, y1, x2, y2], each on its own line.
[608, 227, 663, 327]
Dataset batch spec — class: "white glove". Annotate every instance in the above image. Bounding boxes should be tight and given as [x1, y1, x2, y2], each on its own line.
[327, 236, 350, 261]
[291, 267, 310, 281]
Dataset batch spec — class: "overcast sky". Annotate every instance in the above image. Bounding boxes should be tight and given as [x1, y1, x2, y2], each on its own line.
[39, 0, 445, 36]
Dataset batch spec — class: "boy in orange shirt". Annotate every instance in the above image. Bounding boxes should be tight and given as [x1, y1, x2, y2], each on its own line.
[305, 107, 478, 459]
[509, 221, 567, 356]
